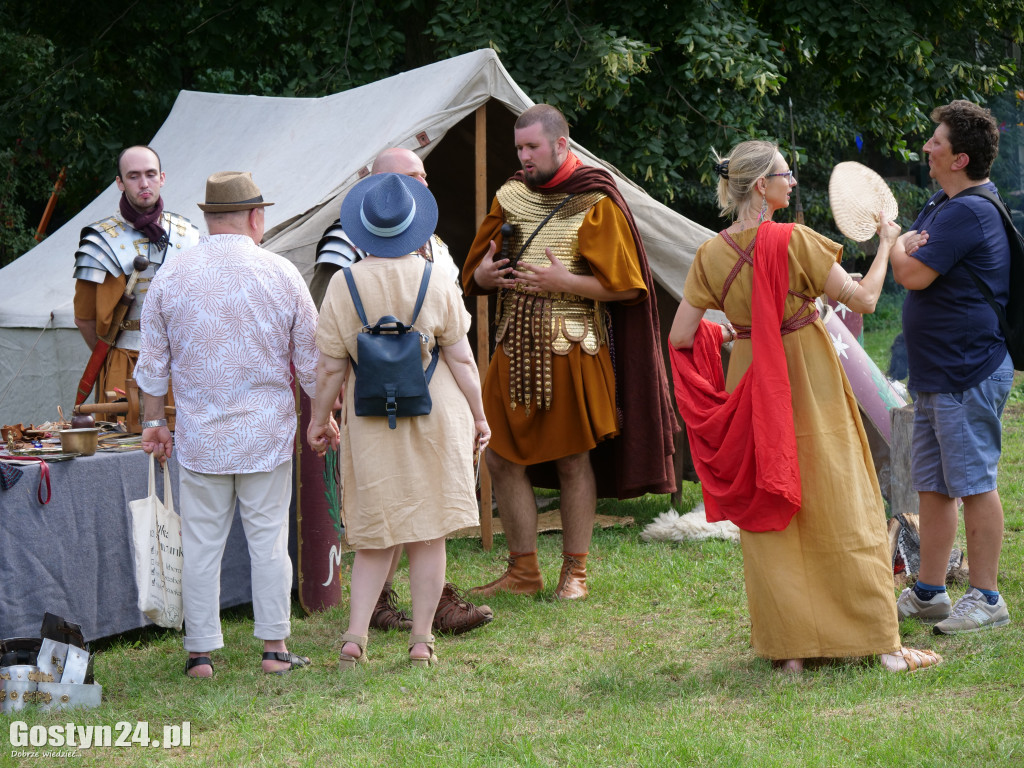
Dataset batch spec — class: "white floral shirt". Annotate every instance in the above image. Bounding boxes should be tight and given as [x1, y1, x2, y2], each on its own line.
[135, 234, 319, 474]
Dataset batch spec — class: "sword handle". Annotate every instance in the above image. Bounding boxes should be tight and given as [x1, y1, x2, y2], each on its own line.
[122, 254, 151, 300]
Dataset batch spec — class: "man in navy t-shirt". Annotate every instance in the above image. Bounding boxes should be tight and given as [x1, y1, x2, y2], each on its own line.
[892, 99, 1013, 635]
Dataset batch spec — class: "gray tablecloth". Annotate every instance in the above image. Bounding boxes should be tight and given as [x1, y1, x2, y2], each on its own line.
[0, 449, 256, 642]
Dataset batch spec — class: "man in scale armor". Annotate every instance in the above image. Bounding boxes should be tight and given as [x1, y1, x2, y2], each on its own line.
[464, 105, 677, 600]
[72, 145, 199, 402]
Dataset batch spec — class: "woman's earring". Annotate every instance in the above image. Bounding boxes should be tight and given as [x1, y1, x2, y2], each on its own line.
[758, 193, 768, 223]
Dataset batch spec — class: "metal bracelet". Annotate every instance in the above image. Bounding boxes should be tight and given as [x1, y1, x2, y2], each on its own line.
[141, 419, 167, 429]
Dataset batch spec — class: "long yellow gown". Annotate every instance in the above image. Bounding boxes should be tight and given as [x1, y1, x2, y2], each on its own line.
[683, 225, 900, 660]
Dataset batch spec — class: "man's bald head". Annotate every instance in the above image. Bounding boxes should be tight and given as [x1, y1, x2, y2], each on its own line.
[370, 148, 428, 186]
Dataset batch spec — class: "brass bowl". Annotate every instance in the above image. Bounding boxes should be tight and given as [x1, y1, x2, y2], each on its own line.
[59, 428, 100, 456]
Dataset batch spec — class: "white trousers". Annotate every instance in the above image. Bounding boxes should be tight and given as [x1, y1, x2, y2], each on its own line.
[178, 460, 293, 652]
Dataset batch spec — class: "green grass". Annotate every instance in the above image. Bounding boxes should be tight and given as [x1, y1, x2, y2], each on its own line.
[3, 311, 1023, 767]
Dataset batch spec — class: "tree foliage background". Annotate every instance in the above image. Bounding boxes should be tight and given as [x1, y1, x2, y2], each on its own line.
[2, 0, 1022, 268]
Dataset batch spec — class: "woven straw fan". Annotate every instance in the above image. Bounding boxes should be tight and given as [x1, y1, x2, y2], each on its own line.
[829, 161, 899, 242]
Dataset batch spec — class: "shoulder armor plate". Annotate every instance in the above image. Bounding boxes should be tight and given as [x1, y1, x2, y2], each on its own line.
[73, 211, 200, 282]
[315, 220, 364, 269]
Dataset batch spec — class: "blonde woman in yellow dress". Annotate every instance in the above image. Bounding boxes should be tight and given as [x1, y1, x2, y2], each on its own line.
[668, 139, 942, 673]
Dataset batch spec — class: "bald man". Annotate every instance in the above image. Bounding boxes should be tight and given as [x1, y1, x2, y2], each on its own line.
[310, 147, 492, 637]
[309, 148, 459, 305]
[72, 145, 200, 402]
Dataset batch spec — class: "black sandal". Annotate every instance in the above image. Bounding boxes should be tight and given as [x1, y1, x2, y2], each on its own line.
[262, 651, 311, 675]
[184, 655, 214, 678]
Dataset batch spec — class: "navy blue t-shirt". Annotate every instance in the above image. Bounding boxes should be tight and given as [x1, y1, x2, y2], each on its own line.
[901, 182, 1010, 392]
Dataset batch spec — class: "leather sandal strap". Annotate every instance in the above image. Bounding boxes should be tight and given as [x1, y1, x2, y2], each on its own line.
[262, 651, 311, 667]
[184, 655, 214, 676]
[898, 647, 943, 671]
[409, 633, 435, 651]
[340, 633, 368, 651]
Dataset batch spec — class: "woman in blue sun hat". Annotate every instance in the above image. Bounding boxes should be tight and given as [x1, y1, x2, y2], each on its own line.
[308, 173, 489, 668]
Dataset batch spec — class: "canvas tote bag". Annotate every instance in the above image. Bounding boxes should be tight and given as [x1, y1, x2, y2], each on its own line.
[129, 455, 184, 629]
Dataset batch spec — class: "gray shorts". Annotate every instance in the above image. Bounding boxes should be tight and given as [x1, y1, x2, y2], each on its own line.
[911, 353, 1013, 498]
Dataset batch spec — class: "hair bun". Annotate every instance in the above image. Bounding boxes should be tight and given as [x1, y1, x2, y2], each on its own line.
[713, 160, 730, 180]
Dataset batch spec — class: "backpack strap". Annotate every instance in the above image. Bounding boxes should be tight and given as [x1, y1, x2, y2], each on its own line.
[952, 186, 1018, 344]
[342, 267, 370, 327]
[963, 266, 1010, 341]
[412, 262, 440, 382]
[953, 186, 1015, 229]
[409, 261, 433, 324]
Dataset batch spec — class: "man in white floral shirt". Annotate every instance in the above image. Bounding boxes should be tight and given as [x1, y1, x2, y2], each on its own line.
[136, 171, 323, 678]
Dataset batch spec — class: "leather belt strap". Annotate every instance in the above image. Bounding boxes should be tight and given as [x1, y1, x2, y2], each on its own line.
[119, 319, 141, 331]
[508, 193, 576, 271]
[718, 229, 819, 339]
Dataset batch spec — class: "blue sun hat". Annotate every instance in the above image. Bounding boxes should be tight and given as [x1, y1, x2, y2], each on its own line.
[339, 172, 438, 258]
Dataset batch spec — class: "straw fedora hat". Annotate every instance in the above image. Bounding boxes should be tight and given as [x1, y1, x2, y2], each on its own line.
[197, 171, 275, 212]
[828, 162, 898, 242]
[339, 173, 437, 258]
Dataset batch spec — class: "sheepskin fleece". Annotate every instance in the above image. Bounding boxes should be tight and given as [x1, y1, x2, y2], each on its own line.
[641, 504, 740, 543]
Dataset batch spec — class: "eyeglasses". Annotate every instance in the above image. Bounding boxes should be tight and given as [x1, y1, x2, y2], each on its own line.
[766, 170, 794, 179]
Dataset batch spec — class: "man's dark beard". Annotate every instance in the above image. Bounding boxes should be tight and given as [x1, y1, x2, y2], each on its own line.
[523, 148, 560, 187]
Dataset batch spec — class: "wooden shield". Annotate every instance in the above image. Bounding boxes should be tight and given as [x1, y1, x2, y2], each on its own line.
[294, 383, 344, 613]
[825, 296, 864, 341]
[822, 305, 906, 443]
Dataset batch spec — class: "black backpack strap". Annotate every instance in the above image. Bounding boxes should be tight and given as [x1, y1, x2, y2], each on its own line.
[954, 186, 1017, 340]
[345, 260, 433, 328]
[342, 267, 370, 327]
[963, 265, 1011, 340]
[953, 186, 1015, 229]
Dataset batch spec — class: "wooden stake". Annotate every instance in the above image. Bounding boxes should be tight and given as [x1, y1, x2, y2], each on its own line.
[474, 104, 494, 551]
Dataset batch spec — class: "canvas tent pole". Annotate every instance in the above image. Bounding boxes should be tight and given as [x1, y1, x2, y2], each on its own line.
[474, 104, 494, 551]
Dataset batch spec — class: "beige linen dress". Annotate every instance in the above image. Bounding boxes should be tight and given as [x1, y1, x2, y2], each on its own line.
[684, 225, 901, 660]
[316, 255, 478, 549]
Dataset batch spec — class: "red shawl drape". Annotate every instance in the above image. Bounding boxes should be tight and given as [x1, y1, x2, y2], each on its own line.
[668, 221, 801, 531]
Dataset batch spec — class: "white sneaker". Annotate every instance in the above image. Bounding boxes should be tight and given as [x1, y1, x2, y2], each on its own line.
[933, 588, 1011, 635]
[896, 587, 952, 622]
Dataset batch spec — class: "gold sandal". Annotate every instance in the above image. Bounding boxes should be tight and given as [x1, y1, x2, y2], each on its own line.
[338, 633, 368, 670]
[881, 646, 943, 672]
[408, 634, 437, 668]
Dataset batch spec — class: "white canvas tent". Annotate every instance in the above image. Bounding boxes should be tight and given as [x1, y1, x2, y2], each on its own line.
[0, 48, 713, 427]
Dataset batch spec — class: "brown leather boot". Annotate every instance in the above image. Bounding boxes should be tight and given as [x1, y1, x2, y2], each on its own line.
[432, 582, 494, 636]
[554, 552, 589, 600]
[469, 552, 543, 597]
[369, 584, 413, 630]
